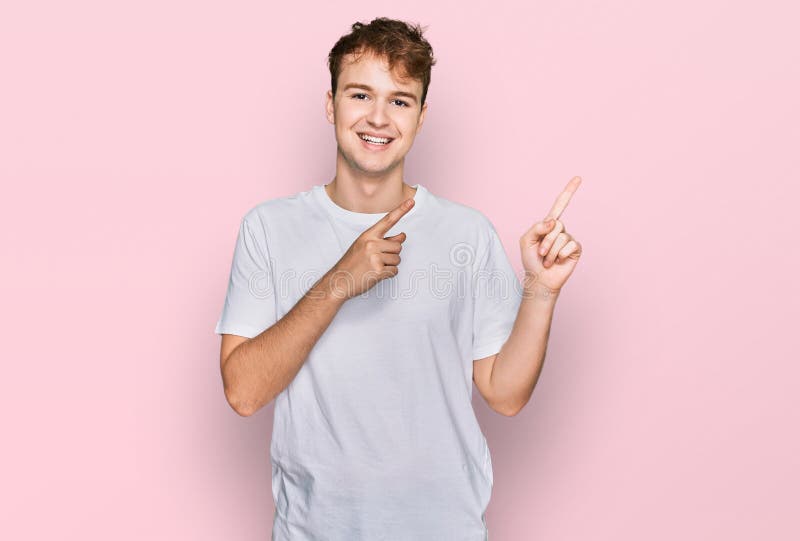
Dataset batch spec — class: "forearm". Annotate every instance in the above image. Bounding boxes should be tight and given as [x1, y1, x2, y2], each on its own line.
[490, 274, 560, 415]
[224, 271, 345, 415]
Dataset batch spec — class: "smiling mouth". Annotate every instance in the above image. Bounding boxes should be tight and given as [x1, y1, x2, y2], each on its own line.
[358, 133, 394, 145]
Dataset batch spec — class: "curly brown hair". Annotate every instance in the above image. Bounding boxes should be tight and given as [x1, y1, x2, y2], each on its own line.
[328, 17, 437, 106]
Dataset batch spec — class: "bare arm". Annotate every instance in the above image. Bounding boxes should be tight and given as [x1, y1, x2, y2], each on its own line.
[221, 272, 345, 417]
[480, 176, 583, 416]
[485, 278, 559, 416]
[219, 195, 415, 417]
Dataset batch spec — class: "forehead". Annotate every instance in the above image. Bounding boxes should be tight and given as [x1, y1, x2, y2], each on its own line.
[338, 51, 422, 94]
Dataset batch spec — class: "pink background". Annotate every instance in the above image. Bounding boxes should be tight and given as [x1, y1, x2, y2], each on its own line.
[2, 1, 798, 539]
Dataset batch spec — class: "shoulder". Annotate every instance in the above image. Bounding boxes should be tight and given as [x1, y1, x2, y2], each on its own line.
[422, 188, 504, 269]
[423, 187, 496, 235]
[240, 186, 315, 231]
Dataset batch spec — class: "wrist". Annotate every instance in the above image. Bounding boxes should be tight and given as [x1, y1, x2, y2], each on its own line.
[308, 271, 349, 308]
[522, 270, 560, 301]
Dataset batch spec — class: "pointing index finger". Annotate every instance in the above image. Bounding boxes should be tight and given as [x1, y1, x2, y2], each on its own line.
[370, 197, 415, 236]
[545, 176, 582, 220]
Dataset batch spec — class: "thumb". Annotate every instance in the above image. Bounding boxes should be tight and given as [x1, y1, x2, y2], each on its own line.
[521, 218, 556, 246]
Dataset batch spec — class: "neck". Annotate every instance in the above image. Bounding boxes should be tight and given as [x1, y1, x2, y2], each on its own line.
[327, 159, 417, 214]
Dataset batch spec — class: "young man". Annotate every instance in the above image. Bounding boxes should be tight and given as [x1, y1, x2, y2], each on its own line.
[215, 17, 582, 541]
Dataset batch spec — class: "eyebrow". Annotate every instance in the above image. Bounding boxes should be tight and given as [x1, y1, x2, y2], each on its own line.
[342, 83, 419, 104]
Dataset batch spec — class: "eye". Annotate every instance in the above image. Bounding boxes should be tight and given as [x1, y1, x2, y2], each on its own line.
[393, 99, 410, 107]
[351, 93, 368, 100]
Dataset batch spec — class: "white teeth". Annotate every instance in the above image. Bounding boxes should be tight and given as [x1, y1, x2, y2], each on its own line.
[359, 134, 391, 144]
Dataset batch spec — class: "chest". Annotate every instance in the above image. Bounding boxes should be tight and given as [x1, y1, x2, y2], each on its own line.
[266, 217, 479, 330]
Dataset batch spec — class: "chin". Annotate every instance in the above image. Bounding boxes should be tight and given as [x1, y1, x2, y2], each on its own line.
[342, 151, 399, 174]
[357, 165, 397, 177]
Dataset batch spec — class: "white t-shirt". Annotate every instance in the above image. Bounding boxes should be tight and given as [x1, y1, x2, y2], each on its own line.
[215, 183, 522, 541]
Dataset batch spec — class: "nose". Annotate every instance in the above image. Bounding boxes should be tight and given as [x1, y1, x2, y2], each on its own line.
[365, 99, 390, 128]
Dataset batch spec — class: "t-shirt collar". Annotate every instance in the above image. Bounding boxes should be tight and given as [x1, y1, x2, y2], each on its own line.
[312, 183, 427, 227]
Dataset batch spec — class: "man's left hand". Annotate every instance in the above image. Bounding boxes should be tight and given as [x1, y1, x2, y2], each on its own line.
[519, 176, 583, 292]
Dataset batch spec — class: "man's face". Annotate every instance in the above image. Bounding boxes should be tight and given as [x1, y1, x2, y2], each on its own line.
[326, 51, 427, 177]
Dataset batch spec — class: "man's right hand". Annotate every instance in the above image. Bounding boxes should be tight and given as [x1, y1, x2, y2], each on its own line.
[327, 196, 415, 301]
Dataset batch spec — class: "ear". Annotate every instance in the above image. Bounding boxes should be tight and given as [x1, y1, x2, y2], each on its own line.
[325, 90, 335, 125]
[416, 101, 427, 134]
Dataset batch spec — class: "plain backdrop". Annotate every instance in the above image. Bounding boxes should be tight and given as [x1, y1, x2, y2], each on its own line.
[1, 1, 798, 539]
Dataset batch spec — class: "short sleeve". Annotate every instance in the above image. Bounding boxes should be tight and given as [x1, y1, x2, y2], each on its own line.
[472, 221, 522, 360]
[214, 214, 278, 339]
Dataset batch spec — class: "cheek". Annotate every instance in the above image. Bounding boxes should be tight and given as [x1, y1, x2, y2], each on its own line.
[334, 103, 358, 123]
[400, 117, 420, 137]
